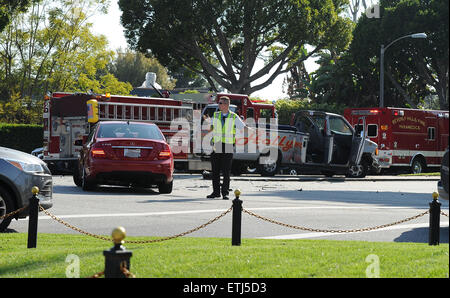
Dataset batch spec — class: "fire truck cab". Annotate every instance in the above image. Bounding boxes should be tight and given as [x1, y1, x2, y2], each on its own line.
[344, 107, 449, 173]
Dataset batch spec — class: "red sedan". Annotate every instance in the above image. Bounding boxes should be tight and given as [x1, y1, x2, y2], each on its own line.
[73, 121, 174, 193]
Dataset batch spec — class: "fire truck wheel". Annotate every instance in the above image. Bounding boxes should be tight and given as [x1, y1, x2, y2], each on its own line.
[411, 158, 426, 174]
[0, 186, 14, 232]
[158, 181, 173, 194]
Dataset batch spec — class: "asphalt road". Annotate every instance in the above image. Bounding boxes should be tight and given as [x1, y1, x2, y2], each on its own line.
[8, 174, 449, 243]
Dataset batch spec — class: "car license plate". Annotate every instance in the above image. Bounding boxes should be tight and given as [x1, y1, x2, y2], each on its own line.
[124, 148, 140, 158]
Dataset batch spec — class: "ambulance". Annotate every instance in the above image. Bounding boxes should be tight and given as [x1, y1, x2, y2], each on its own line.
[344, 107, 449, 173]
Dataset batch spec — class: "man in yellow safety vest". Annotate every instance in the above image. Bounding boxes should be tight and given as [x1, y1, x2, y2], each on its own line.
[207, 96, 247, 200]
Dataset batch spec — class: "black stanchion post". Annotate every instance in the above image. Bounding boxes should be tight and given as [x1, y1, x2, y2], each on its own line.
[429, 192, 441, 246]
[27, 186, 40, 249]
[103, 227, 133, 278]
[232, 189, 242, 246]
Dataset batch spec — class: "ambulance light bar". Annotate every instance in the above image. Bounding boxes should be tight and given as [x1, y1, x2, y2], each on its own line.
[351, 110, 379, 115]
[392, 110, 404, 116]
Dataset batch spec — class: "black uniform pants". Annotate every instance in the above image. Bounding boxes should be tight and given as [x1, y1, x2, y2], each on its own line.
[211, 143, 234, 196]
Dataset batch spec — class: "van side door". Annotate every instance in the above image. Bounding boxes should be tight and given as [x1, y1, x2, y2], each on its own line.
[349, 117, 366, 165]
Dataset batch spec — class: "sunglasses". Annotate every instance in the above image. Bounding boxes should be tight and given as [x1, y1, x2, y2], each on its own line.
[218, 102, 228, 105]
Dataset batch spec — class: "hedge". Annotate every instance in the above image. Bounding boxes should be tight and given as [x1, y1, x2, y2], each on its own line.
[0, 123, 43, 154]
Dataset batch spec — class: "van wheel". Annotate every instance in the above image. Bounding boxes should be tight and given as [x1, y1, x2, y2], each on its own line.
[0, 186, 14, 232]
[411, 158, 426, 174]
[346, 164, 367, 178]
[158, 181, 173, 194]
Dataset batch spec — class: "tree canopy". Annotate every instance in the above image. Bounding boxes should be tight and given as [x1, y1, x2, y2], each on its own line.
[351, 0, 449, 109]
[119, 0, 353, 96]
[0, 0, 36, 33]
[0, 0, 134, 124]
[0, 0, 132, 102]
[108, 49, 176, 89]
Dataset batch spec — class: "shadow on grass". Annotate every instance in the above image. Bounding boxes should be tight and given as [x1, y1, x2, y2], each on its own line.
[394, 226, 449, 244]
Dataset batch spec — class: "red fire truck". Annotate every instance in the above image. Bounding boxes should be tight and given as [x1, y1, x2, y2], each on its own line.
[42, 92, 192, 174]
[41, 91, 276, 174]
[344, 107, 449, 173]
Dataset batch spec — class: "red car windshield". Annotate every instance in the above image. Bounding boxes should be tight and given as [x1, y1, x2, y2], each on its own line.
[97, 123, 164, 140]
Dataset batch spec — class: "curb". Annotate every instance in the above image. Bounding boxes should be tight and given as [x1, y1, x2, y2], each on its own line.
[230, 176, 440, 182]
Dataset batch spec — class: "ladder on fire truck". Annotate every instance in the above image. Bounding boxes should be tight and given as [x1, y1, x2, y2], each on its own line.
[95, 101, 193, 125]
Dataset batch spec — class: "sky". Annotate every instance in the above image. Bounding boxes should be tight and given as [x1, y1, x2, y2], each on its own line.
[89, 1, 319, 100]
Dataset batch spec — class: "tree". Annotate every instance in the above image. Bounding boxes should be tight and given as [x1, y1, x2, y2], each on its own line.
[0, 0, 36, 33]
[170, 66, 209, 89]
[119, 0, 353, 95]
[108, 49, 176, 89]
[351, 0, 449, 109]
[0, 0, 131, 102]
[0, 91, 42, 124]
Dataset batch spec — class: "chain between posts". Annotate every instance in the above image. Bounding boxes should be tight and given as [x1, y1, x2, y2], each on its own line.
[39, 205, 111, 242]
[0, 204, 29, 220]
[120, 261, 136, 278]
[38, 204, 232, 243]
[242, 208, 431, 233]
[126, 206, 233, 244]
[14, 203, 446, 242]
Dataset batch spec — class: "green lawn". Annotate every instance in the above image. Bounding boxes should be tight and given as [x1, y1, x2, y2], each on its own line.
[0, 233, 448, 278]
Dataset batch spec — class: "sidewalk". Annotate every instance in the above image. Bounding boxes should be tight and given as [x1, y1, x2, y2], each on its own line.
[229, 174, 441, 182]
[174, 173, 440, 182]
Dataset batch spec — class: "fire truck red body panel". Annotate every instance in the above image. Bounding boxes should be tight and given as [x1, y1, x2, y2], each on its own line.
[344, 107, 449, 172]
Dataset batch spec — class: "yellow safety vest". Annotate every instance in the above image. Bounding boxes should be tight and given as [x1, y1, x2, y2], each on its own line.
[213, 111, 237, 144]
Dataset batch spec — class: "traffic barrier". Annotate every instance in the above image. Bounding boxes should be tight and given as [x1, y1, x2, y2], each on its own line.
[103, 227, 134, 278]
[27, 187, 40, 248]
[429, 192, 441, 245]
[1, 189, 448, 247]
[1, 186, 449, 277]
[232, 189, 243, 246]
